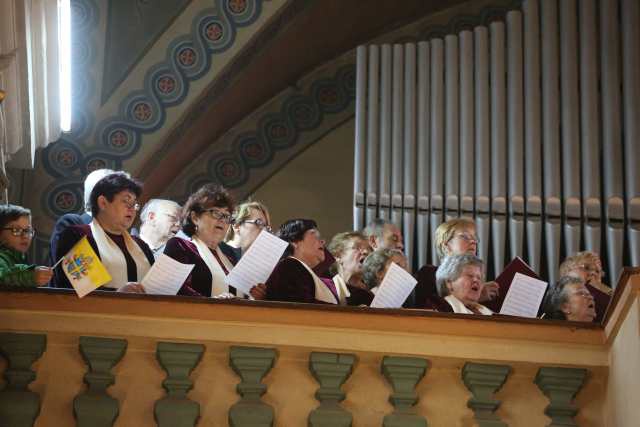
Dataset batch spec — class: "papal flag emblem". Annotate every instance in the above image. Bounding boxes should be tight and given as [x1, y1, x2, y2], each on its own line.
[62, 236, 112, 298]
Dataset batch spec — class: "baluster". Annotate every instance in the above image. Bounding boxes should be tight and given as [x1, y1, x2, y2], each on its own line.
[308, 352, 356, 427]
[73, 336, 127, 427]
[534, 367, 587, 427]
[0, 333, 46, 427]
[381, 356, 428, 427]
[229, 346, 277, 427]
[462, 362, 511, 427]
[154, 342, 204, 427]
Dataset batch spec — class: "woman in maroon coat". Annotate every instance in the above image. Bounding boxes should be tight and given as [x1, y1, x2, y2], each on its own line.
[163, 184, 237, 297]
[265, 219, 339, 305]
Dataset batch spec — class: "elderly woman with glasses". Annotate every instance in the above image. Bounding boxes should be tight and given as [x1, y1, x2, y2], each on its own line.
[53, 173, 155, 292]
[435, 254, 493, 315]
[558, 251, 611, 322]
[415, 218, 499, 309]
[0, 204, 52, 288]
[543, 276, 597, 322]
[164, 184, 241, 297]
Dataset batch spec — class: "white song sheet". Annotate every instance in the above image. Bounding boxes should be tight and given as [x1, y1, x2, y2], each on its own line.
[499, 272, 548, 318]
[141, 254, 194, 295]
[370, 262, 418, 309]
[224, 230, 289, 295]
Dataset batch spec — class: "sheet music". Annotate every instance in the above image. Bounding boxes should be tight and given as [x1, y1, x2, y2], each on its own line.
[499, 272, 548, 318]
[224, 230, 289, 295]
[141, 254, 194, 295]
[370, 262, 417, 308]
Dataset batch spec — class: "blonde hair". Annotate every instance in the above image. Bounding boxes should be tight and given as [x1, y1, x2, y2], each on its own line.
[225, 200, 271, 241]
[435, 218, 476, 258]
[327, 231, 367, 258]
[559, 251, 601, 278]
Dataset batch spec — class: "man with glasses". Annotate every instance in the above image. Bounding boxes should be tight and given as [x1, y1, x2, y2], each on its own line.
[138, 199, 182, 258]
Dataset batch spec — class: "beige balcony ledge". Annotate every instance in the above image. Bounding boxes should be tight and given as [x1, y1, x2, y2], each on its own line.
[0, 269, 638, 427]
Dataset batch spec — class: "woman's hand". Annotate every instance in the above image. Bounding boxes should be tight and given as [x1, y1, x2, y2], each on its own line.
[479, 281, 499, 302]
[249, 283, 267, 300]
[34, 266, 53, 286]
[118, 282, 146, 294]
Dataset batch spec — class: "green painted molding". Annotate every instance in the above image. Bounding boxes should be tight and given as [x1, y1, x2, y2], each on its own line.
[462, 362, 511, 427]
[0, 332, 46, 427]
[534, 367, 588, 427]
[381, 356, 429, 427]
[73, 336, 127, 427]
[308, 352, 356, 427]
[154, 341, 205, 427]
[228, 346, 277, 427]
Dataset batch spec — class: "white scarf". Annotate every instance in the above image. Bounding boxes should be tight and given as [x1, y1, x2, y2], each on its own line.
[445, 295, 493, 315]
[90, 220, 151, 289]
[191, 236, 234, 297]
[291, 257, 338, 304]
[332, 274, 351, 305]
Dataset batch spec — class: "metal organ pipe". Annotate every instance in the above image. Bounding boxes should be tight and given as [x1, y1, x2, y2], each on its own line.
[353, 0, 640, 283]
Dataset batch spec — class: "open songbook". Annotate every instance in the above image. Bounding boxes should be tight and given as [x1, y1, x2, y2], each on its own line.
[485, 257, 540, 313]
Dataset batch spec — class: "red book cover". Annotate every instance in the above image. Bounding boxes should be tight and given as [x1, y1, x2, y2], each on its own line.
[586, 282, 612, 323]
[485, 257, 540, 312]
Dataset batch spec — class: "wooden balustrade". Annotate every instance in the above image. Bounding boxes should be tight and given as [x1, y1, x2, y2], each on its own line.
[0, 269, 638, 426]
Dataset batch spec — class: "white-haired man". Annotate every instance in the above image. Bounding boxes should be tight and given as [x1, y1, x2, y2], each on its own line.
[138, 199, 181, 258]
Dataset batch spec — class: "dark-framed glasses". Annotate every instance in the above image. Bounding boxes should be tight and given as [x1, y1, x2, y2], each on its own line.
[243, 219, 272, 232]
[2, 227, 35, 238]
[121, 199, 140, 211]
[203, 209, 234, 224]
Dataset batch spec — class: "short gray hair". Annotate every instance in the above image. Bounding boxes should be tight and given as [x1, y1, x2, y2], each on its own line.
[362, 248, 404, 289]
[543, 276, 584, 320]
[140, 199, 181, 223]
[435, 254, 484, 297]
[363, 218, 395, 240]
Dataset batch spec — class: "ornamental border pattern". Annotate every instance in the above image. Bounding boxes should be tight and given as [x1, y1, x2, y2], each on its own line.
[172, 0, 521, 201]
[39, 0, 265, 219]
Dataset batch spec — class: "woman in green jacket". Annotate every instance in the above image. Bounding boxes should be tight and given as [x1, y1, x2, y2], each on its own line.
[0, 204, 52, 287]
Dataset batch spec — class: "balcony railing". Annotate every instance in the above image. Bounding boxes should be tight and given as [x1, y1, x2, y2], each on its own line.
[1, 268, 638, 427]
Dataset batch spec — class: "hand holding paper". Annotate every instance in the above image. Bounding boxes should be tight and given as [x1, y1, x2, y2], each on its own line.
[225, 230, 289, 295]
[370, 262, 417, 309]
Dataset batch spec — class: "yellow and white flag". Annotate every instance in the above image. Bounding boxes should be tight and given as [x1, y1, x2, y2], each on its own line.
[61, 236, 112, 298]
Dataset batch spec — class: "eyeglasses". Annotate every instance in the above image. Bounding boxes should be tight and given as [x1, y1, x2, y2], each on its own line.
[243, 219, 272, 232]
[121, 199, 140, 211]
[580, 264, 605, 278]
[572, 290, 593, 299]
[2, 227, 35, 238]
[203, 209, 233, 224]
[452, 233, 479, 244]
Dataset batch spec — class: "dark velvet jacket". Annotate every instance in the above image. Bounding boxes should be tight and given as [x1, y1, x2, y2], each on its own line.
[265, 257, 338, 304]
[53, 224, 155, 289]
[414, 264, 454, 312]
[49, 212, 92, 273]
[346, 285, 375, 306]
[163, 237, 237, 297]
